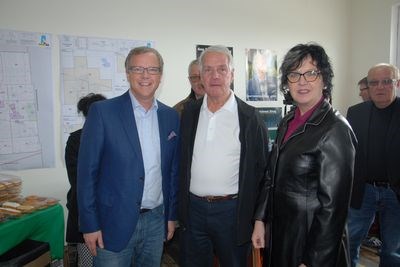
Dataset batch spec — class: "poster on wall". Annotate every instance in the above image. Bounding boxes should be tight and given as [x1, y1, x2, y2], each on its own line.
[0, 29, 55, 170]
[256, 107, 282, 151]
[196, 44, 234, 59]
[60, 35, 154, 149]
[196, 44, 234, 90]
[246, 48, 278, 101]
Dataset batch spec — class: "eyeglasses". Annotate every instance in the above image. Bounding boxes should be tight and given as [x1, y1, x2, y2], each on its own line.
[367, 79, 397, 88]
[127, 66, 161, 75]
[287, 70, 320, 83]
[189, 75, 200, 82]
[359, 87, 368, 91]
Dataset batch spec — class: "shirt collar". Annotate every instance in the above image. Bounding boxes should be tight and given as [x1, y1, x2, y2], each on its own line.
[201, 90, 236, 113]
[129, 90, 158, 112]
[293, 96, 324, 123]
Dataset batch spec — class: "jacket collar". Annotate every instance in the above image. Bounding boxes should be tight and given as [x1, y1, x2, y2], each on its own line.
[278, 99, 331, 146]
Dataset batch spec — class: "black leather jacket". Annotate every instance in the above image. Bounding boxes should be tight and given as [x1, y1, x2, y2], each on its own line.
[255, 100, 356, 267]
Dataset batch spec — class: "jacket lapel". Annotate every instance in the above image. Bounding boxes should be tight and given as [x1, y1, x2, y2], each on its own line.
[360, 102, 373, 157]
[279, 100, 330, 149]
[236, 96, 251, 144]
[157, 103, 167, 170]
[277, 113, 293, 150]
[187, 100, 201, 163]
[386, 98, 400, 153]
[119, 91, 143, 162]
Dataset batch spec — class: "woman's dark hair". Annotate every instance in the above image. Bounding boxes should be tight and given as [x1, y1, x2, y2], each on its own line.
[280, 43, 333, 103]
[77, 93, 106, 117]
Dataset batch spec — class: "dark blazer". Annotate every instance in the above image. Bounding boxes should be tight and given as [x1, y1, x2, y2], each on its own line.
[346, 97, 400, 208]
[173, 92, 197, 117]
[255, 100, 356, 267]
[178, 95, 269, 245]
[65, 129, 83, 243]
[77, 90, 180, 252]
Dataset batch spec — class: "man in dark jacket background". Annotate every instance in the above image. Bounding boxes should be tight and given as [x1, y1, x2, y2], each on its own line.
[347, 63, 400, 267]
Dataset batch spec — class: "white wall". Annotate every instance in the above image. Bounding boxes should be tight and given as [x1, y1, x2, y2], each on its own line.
[349, 0, 400, 107]
[0, 0, 397, 232]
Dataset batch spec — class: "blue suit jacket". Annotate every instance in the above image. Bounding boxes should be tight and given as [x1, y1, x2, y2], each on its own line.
[77, 90, 180, 252]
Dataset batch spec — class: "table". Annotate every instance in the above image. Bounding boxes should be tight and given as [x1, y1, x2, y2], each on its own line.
[0, 204, 64, 259]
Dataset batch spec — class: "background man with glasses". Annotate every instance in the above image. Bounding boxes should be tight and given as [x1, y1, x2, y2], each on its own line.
[173, 59, 205, 116]
[347, 63, 400, 267]
[358, 76, 370, 102]
[77, 46, 180, 266]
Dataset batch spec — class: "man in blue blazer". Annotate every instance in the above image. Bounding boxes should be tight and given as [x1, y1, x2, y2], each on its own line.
[77, 47, 180, 267]
[347, 63, 400, 267]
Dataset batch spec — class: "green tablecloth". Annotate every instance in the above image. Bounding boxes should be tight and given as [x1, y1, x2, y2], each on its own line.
[0, 204, 64, 259]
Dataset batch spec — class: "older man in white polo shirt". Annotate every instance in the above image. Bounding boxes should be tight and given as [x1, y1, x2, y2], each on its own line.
[178, 45, 269, 267]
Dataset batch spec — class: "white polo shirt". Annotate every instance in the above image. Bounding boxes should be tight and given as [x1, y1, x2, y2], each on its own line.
[189, 91, 240, 196]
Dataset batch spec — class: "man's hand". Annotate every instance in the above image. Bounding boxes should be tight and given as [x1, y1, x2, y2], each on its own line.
[167, 221, 176, 241]
[83, 230, 104, 256]
[252, 220, 265, 248]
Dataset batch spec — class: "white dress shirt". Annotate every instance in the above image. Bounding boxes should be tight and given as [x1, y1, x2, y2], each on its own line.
[129, 91, 163, 209]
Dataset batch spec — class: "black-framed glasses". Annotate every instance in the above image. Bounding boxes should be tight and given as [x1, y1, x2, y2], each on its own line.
[367, 78, 397, 88]
[189, 75, 200, 82]
[127, 66, 161, 75]
[287, 70, 320, 83]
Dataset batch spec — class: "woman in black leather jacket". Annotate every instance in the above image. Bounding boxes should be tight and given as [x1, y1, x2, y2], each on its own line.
[252, 43, 356, 267]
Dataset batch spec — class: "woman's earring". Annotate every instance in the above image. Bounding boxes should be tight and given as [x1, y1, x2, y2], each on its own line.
[283, 86, 289, 93]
